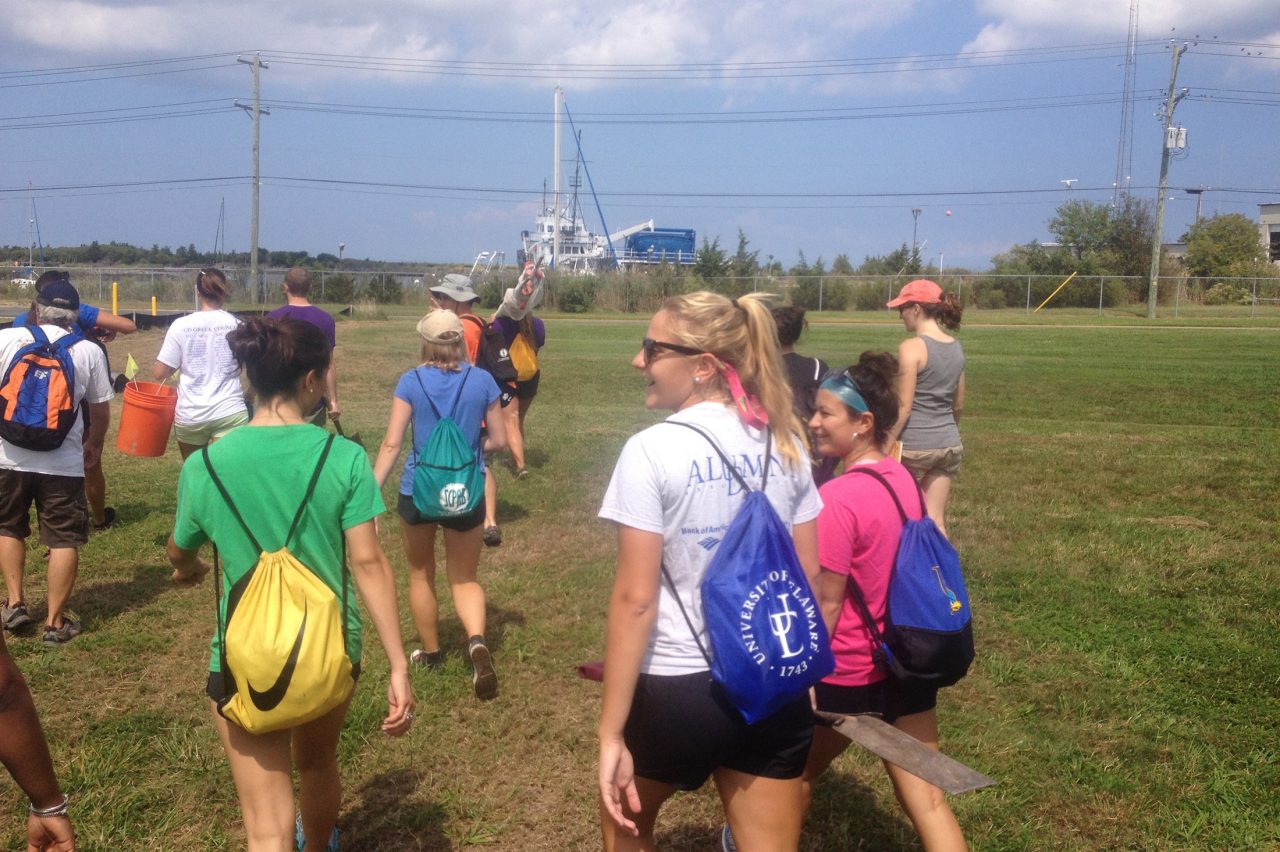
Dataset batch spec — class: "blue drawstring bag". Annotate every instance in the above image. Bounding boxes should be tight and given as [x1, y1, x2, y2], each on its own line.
[662, 423, 834, 724]
[844, 467, 974, 686]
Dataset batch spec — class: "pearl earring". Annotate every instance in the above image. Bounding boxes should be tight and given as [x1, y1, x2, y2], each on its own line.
[693, 376, 701, 385]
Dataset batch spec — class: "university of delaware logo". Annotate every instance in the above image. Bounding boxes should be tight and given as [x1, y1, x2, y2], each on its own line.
[737, 569, 823, 678]
[439, 482, 470, 515]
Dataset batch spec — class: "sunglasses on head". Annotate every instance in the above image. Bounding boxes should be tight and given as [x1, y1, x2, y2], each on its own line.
[641, 337, 705, 365]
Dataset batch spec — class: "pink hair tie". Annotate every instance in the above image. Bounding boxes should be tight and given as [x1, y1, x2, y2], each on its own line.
[719, 362, 769, 429]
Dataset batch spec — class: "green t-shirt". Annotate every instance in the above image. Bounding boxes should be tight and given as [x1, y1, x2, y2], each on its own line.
[172, 424, 385, 672]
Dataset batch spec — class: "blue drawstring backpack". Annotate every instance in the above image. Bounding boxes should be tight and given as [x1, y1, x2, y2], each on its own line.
[661, 422, 834, 724]
[844, 467, 974, 686]
[411, 367, 484, 519]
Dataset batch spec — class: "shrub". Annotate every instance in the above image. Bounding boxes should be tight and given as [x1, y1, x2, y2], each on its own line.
[320, 274, 356, 304]
[1203, 282, 1252, 306]
[556, 277, 597, 313]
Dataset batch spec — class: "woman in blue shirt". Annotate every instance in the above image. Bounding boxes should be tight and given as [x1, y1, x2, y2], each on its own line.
[373, 309, 507, 700]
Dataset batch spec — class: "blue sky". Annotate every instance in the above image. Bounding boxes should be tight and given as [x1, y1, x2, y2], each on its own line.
[1, 0, 1277, 271]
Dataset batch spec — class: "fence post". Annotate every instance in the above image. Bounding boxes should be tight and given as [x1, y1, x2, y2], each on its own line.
[818, 277, 824, 311]
[320, 271, 325, 301]
[1098, 277, 1104, 316]
[1026, 276, 1032, 313]
[1251, 280, 1257, 319]
[1174, 280, 1180, 318]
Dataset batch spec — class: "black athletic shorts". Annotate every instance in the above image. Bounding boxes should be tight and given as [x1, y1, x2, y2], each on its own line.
[623, 671, 814, 790]
[812, 677, 938, 725]
[396, 493, 485, 532]
[514, 371, 540, 401]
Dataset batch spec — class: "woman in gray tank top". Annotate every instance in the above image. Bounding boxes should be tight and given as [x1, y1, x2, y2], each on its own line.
[883, 280, 965, 539]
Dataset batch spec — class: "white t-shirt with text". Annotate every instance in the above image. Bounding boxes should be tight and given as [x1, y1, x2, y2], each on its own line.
[156, 310, 247, 426]
[599, 402, 822, 676]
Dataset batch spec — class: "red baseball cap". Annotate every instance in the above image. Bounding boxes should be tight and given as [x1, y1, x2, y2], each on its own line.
[887, 279, 942, 308]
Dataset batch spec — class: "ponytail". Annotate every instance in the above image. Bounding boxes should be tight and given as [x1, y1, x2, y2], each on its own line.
[923, 291, 963, 331]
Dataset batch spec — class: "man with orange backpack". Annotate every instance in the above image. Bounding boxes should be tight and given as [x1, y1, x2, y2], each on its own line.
[0, 277, 113, 646]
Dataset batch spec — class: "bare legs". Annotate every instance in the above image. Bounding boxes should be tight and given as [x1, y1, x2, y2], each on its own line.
[212, 696, 352, 851]
[599, 769, 804, 852]
[399, 522, 486, 653]
[802, 711, 966, 852]
[0, 538, 78, 629]
[919, 473, 955, 539]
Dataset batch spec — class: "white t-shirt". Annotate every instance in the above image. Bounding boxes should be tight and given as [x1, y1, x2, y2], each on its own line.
[156, 310, 247, 426]
[599, 402, 822, 676]
[0, 325, 113, 477]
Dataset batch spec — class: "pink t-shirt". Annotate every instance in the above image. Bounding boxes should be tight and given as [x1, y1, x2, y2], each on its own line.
[816, 458, 924, 687]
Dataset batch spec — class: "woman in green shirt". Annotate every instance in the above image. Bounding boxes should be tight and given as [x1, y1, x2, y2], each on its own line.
[168, 317, 414, 852]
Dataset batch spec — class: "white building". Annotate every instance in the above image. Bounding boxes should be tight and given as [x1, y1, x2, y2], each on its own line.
[1260, 203, 1280, 264]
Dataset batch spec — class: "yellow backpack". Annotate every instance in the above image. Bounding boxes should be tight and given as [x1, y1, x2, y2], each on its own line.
[203, 435, 355, 734]
[509, 331, 539, 382]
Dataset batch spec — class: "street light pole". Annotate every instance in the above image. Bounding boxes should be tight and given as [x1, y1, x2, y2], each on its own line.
[911, 209, 922, 267]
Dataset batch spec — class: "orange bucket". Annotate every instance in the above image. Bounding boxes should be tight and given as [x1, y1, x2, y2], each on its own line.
[116, 381, 177, 457]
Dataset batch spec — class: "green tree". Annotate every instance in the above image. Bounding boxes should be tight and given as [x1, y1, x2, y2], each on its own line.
[831, 254, 854, 275]
[1182, 214, 1266, 279]
[729, 228, 759, 284]
[857, 244, 914, 276]
[692, 236, 729, 282]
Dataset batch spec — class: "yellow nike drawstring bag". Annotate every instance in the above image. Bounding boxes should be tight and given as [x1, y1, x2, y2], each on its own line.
[203, 434, 355, 734]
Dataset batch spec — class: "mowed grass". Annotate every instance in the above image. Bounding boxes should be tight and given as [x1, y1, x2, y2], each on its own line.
[1, 307, 1277, 850]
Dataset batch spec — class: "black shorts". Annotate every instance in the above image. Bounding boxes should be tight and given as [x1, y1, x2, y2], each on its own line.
[514, 372, 540, 401]
[396, 493, 485, 532]
[0, 469, 89, 548]
[623, 671, 814, 791]
[812, 677, 938, 725]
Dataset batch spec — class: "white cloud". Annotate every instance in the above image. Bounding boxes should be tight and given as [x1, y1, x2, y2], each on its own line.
[2, 0, 919, 90]
[965, 0, 1280, 54]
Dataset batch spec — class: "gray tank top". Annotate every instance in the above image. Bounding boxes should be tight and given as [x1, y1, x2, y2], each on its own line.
[901, 336, 964, 450]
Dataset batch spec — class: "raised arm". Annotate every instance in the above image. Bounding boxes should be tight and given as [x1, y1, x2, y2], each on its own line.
[599, 525, 663, 836]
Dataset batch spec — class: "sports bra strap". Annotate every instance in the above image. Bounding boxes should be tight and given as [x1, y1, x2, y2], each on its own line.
[668, 420, 773, 492]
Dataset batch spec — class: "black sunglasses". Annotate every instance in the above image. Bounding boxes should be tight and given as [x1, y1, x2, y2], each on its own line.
[641, 337, 705, 365]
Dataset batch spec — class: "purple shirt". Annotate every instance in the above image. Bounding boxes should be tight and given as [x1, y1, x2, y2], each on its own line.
[268, 304, 336, 349]
[491, 315, 545, 349]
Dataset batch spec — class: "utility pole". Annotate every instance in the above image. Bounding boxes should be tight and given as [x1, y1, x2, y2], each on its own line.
[911, 208, 922, 267]
[1146, 43, 1187, 319]
[236, 54, 269, 303]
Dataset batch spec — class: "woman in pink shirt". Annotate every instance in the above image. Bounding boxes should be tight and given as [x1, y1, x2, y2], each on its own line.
[803, 351, 966, 851]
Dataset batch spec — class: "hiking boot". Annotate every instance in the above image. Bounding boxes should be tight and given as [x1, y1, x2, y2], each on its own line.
[482, 525, 502, 547]
[42, 616, 82, 647]
[468, 640, 498, 701]
[2, 600, 34, 634]
[410, 648, 443, 671]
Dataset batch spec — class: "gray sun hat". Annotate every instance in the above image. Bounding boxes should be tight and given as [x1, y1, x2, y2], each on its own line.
[429, 273, 479, 303]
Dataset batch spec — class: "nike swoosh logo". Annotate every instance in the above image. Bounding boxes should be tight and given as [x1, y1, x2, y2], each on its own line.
[247, 602, 307, 712]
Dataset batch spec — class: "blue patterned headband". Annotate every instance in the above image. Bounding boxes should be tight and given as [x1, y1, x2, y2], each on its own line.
[819, 373, 870, 414]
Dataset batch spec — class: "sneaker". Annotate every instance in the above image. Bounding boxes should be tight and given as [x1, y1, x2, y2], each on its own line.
[482, 525, 502, 547]
[94, 506, 117, 532]
[410, 648, 442, 671]
[42, 616, 82, 647]
[295, 812, 340, 852]
[468, 640, 498, 701]
[720, 823, 738, 852]
[514, 467, 529, 480]
[1, 600, 34, 634]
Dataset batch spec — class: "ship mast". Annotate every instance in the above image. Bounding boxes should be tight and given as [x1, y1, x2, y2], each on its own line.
[553, 86, 562, 269]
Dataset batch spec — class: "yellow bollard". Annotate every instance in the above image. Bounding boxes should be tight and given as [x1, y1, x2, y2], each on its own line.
[112, 282, 118, 316]
[151, 296, 157, 316]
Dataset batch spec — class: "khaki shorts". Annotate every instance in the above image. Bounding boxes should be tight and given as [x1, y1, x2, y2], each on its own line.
[900, 445, 963, 481]
[174, 410, 249, 448]
[0, 469, 89, 548]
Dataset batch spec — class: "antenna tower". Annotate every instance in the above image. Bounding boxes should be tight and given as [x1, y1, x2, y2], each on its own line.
[1113, 0, 1140, 204]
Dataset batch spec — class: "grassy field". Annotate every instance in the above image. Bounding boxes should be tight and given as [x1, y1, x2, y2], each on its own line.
[1, 307, 1277, 850]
